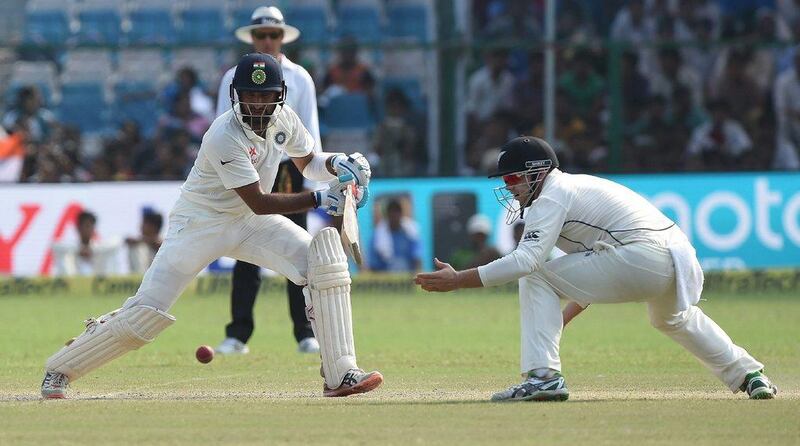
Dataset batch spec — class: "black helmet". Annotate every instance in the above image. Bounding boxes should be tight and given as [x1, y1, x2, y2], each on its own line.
[229, 52, 286, 133]
[490, 136, 559, 224]
[231, 52, 284, 93]
[488, 136, 559, 178]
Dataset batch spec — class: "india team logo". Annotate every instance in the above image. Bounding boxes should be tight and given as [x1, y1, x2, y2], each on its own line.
[274, 131, 286, 145]
[251, 69, 266, 85]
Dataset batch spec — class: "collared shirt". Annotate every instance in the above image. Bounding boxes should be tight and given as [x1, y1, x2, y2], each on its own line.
[179, 104, 314, 215]
[478, 169, 675, 286]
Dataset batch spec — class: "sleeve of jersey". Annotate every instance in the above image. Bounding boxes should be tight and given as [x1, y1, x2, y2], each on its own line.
[205, 132, 259, 190]
[477, 197, 568, 287]
[284, 108, 314, 158]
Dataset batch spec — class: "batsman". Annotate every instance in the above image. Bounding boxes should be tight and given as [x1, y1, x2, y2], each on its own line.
[41, 53, 381, 399]
[415, 136, 778, 402]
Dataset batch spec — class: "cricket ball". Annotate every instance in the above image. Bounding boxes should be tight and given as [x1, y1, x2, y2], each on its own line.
[196, 345, 214, 364]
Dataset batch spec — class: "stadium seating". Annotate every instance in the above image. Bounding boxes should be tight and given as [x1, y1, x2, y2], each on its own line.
[386, 3, 429, 42]
[382, 77, 425, 112]
[57, 82, 109, 132]
[112, 81, 159, 137]
[126, 8, 176, 44]
[75, 9, 121, 45]
[323, 93, 374, 129]
[24, 10, 71, 45]
[336, 4, 382, 44]
[286, 6, 329, 44]
[177, 8, 227, 44]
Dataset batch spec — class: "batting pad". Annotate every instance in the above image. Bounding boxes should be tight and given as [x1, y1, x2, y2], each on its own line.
[45, 305, 175, 381]
[306, 227, 357, 389]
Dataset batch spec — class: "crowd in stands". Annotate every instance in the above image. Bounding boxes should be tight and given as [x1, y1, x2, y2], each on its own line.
[466, 0, 800, 174]
[3, 0, 800, 184]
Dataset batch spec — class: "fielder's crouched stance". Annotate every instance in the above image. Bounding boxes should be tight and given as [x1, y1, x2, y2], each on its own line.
[415, 136, 778, 402]
[41, 53, 382, 399]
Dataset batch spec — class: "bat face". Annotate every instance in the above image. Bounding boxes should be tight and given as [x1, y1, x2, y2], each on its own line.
[341, 185, 363, 266]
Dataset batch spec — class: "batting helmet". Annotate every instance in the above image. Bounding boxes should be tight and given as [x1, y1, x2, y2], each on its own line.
[230, 53, 286, 132]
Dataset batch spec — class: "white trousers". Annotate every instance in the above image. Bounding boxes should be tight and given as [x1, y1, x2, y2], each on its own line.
[520, 239, 763, 392]
[122, 199, 312, 312]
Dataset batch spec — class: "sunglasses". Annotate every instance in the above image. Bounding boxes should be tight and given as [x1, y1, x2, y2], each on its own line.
[502, 174, 524, 186]
[252, 30, 283, 40]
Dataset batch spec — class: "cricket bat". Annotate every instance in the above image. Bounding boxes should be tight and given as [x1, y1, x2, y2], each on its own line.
[341, 184, 363, 266]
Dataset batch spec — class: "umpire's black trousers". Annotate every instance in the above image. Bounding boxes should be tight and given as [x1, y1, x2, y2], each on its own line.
[225, 159, 314, 344]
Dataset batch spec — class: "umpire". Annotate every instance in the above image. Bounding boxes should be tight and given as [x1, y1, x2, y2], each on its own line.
[214, 6, 321, 355]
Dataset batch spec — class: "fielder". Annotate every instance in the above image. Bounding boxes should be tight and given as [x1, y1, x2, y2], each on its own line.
[415, 136, 778, 402]
[41, 53, 382, 399]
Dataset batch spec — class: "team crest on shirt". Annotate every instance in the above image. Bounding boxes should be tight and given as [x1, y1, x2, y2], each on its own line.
[522, 230, 541, 242]
[248, 146, 258, 164]
[274, 131, 286, 145]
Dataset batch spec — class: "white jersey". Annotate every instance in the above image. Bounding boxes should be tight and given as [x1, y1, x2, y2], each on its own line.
[216, 54, 321, 153]
[179, 104, 314, 215]
[478, 169, 676, 286]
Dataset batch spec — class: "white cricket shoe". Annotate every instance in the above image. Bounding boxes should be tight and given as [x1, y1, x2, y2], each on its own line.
[491, 373, 569, 402]
[41, 371, 69, 399]
[297, 337, 320, 354]
[215, 337, 250, 355]
[323, 368, 383, 397]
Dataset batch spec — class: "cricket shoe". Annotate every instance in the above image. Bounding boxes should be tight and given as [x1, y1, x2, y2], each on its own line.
[323, 369, 383, 397]
[297, 337, 320, 354]
[741, 370, 778, 400]
[491, 373, 569, 402]
[41, 371, 69, 399]
[215, 337, 250, 355]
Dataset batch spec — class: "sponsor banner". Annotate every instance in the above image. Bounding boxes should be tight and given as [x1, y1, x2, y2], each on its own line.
[1, 182, 180, 276]
[364, 172, 800, 271]
[1, 172, 799, 276]
[1, 270, 798, 297]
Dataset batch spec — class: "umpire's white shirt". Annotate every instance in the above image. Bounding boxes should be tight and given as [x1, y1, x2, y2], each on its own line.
[216, 54, 321, 153]
[179, 105, 314, 215]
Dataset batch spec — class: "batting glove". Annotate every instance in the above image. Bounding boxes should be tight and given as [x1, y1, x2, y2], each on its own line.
[331, 153, 371, 187]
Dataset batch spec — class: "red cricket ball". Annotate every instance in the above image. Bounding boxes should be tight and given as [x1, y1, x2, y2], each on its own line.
[195, 345, 214, 364]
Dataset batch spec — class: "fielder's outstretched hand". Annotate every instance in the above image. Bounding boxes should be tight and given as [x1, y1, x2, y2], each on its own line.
[414, 258, 458, 292]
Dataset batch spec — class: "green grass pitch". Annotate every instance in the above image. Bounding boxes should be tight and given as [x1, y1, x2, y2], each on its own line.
[0, 281, 797, 445]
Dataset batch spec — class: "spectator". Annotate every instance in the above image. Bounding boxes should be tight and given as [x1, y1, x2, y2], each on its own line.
[161, 67, 215, 122]
[512, 51, 545, 132]
[683, 18, 720, 83]
[483, 0, 542, 39]
[52, 210, 121, 276]
[648, 47, 703, 108]
[626, 95, 685, 171]
[610, 0, 655, 46]
[557, 48, 605, 120]
[136, 138, 188, 180]
[2, 86, 56, 143]
[466, 49, 515, 136]
[468, 112, 514, 173]
[686, 100, 752, 171]
[620, 50, 650, 119]
[450, 214, 502, 270]
[126, 209, 164, 273]
[773, 49, 800, 169]
[157, 92, 211, 144]
[372, 89, 423, 177]
[322, 36, 376, 96]
[368, 199, 421, 272]
[708, 47, 765, 130]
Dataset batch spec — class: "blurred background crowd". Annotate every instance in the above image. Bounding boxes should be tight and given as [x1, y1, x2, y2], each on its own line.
[1, 0, 799, 186]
